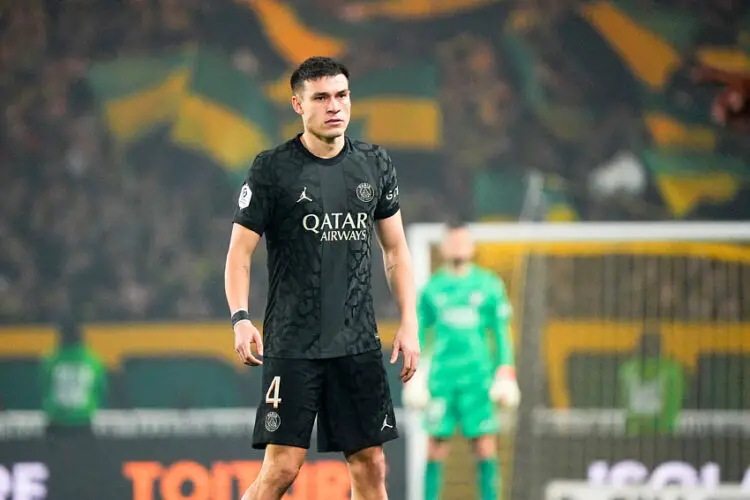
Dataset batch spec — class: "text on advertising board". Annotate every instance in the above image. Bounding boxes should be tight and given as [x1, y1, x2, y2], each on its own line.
[123, 460, 352, 500]
[0, 463, 49, 500]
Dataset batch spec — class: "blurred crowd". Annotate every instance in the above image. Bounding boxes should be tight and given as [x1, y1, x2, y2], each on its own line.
[545, 256, 749, 321]
[1, 0, 748, 324]
[1, 0, 241, 322]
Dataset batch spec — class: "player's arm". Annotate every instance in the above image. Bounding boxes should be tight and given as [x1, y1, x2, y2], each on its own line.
[487, 276, 520, 407]
[375, 211, 416, 325]
[225, 225, 261, 316]
[373, 149, 414, 321]
[375, 211, 420, 381]
[225, 154, 274, 365]
[417, 286, 437, 359]
[373, 149, 419, 382]
[402, 286, 436, 410]
[490, 278, 515, 372]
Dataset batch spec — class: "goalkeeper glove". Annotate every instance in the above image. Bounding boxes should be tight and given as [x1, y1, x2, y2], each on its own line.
[402, 361, 430, 411]
[490, 366, 520, 408]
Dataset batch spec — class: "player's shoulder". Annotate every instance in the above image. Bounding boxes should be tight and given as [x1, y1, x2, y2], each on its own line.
[254, 137, 298, 166]
[245, 138, 301, 182]
[348, 137, 391, 165]
[473, 266, 506, 289]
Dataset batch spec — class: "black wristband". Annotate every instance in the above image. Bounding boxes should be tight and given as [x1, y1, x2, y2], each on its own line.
[231, 310, 250, 328]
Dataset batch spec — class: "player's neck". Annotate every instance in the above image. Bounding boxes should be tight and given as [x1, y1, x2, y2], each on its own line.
[447, 263, 472, 276]
[300, 131, 345, 159]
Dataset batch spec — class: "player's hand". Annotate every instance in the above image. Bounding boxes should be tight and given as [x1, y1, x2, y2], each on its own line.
[490, 367, 520, 408]
[402, 360, 430, 410]
[234, 320, 263, 366]
[391, 319, 420, 383]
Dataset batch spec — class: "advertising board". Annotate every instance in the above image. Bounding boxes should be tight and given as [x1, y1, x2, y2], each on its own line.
[0, 437, 406, 500]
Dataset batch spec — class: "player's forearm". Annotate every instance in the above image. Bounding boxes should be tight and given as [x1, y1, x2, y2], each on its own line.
[494, 321, 515, 370]
[383, 242, 417, 323]
[224, 247, 252, 314]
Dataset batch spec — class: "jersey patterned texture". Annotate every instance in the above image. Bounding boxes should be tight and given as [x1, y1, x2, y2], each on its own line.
[233, 134, 400, 359]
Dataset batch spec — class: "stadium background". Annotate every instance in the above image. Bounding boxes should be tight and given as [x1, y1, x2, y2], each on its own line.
[1, 0, 749, 499]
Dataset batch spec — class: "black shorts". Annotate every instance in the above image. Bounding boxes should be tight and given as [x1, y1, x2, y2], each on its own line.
[252, 349, 399, 453]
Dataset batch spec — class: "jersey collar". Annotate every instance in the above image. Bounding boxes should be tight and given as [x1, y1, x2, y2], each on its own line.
[293, 133, 349, 166]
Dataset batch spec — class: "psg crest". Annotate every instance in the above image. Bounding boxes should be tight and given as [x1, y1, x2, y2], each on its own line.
[264, 411, 281, 432]
[356, 183, 374, 203]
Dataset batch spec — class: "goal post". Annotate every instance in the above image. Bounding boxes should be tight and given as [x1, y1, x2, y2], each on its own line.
[404, 221, 750, 500]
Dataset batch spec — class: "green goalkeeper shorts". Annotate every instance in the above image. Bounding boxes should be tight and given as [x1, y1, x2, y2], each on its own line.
[424, 376, 498, 439]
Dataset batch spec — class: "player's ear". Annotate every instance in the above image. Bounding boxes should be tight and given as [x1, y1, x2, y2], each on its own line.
[291, 94, 304, 116]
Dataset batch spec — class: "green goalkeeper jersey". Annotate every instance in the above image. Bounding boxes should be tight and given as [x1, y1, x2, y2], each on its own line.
[619, 357, 684, 435]
[42, 345, 107, 426]
[418, 264, 514, 382]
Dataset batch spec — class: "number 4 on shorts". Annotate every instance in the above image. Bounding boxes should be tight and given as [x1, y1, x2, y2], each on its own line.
[265, 376, 282, 409]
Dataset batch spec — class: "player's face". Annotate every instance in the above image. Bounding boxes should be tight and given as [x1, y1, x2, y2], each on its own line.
[292, 74, 351, 140]
[441, 227, 475, 267]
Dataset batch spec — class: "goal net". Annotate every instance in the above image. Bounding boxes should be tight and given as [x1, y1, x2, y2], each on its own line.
[405, 221, 750, 500]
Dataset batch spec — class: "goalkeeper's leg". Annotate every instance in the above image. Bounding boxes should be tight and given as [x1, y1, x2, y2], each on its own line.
[470, 434, 499, 500]
[460, 382, 500, 500]
[425, 436, 450, 500]
[423, 396, 456, 500]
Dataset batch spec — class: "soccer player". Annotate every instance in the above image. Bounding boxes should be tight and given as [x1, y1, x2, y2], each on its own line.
[403, 221, 520, 500]
[619, 331, 685, 436]
[224, 56, 420, 500]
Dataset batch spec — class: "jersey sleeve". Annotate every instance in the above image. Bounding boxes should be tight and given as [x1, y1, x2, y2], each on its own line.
[486, 275, 515, 369]
[417, 284, 437, 358]
[374, 148, 400, 220]
[233, 153, 275, 236]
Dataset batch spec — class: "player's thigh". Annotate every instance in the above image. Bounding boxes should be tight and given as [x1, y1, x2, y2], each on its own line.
[457, 380, 498, 439]
[253, 357, 323, 450]
[424, 386, 458, 439]
[318, 349, 398, 453]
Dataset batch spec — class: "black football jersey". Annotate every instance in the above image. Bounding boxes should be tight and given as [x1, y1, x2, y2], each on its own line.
[233, 134, 400, 359]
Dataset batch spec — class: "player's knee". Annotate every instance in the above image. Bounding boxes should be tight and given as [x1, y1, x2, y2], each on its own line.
[260, 446, 305, 490]
[262, 462, 301, 491]
[427, 437, 450, 461]
[472, 435, 496, 460]
[346, 446, 387, 485]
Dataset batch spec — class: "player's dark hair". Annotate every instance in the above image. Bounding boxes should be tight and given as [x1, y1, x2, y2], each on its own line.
[58, 315, 82, 346]
[638, 331, 662, 358]
[445, 217, 469, 230]
[290, 56, 350, 94]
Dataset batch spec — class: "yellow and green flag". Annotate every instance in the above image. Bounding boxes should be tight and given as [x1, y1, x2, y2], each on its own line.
[350, 61, 442, 151]
[642, 149, 746, 218]
[576, 0, 688, 91]
[88, 49, 278, 175]
[170, 50, 278, 172]
[86, 52, 192, 146]
[236, 0, 347, 67]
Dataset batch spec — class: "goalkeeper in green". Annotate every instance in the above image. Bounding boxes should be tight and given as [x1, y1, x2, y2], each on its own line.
[404, 221, 520, 500]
